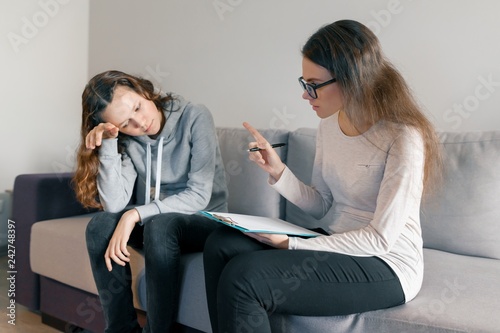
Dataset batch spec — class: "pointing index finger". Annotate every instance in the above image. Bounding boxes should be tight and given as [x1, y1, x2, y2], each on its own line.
[243, 122, 268, 144]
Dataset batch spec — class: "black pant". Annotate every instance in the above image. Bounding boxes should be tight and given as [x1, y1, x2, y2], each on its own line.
[203, 227, 405, 333]
[86, 211, 218, 333]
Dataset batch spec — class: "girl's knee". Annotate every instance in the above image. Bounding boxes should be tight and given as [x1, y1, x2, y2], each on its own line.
[142, 213, 192, 254]
[206, 227, 243, 250]
[204, 227, 225, 251]
[143, 213, 184, 239]
[86, 212, 119, 233]
[85, 212, 120, 248]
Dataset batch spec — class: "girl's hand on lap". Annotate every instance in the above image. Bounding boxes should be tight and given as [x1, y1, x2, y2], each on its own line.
[104, 209, 140, 271]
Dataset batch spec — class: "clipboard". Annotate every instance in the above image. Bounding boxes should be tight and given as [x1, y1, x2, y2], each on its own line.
[199, 211, 322, 238]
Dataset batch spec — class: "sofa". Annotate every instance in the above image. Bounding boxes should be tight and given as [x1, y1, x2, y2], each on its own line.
[12, 126, 500, 333]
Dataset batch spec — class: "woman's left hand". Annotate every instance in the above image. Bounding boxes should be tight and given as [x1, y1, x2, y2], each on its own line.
[246, 232, 289, 249]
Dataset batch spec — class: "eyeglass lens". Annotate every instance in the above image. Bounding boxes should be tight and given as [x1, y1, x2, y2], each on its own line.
[306, 85, 316, 98]
[299, 78, 317, 98]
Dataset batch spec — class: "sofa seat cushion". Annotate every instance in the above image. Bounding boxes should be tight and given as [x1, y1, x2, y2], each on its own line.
[30, 214, 145, 309]
[31, 215, 211, 331]
[270, 248, 500, 333]
[30, 214, 98, 294]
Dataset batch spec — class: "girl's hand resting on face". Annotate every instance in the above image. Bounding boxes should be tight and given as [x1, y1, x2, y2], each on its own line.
[86, 122, 120, 149]
[246, 232, 289, 249]
[104, 209, 140, 271]
[243, 122, 286, 181]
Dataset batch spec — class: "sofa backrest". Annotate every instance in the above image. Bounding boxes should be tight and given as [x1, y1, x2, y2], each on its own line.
[282, 128, 336, 231]
[217, 127, 289, 218]
[420, 130, 500, 259]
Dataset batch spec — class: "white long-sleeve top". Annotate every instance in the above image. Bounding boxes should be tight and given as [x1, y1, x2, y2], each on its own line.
[271, 112, 425, 302]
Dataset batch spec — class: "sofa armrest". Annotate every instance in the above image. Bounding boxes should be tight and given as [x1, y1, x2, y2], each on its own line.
[11, 173, 95, 310]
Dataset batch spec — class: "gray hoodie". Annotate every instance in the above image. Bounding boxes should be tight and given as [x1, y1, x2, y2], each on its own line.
[97, 96, 228, 222]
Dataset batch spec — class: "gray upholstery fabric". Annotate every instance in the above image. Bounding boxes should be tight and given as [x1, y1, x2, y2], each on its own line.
[30, 214, 146, 310]
[421, 131, 500, 259]
[216, 127, 289, 218]
[30, 214, 98, 294]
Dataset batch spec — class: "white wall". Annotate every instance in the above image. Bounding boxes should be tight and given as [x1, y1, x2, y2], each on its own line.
[0, 0, 89, 192]
[2, 0, 499, 192]
[88, 0, 500, 133]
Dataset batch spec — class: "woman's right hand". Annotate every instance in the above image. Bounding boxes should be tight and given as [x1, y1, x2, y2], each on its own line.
[243, 122, 286, 181]
[85, 122, 119, 149]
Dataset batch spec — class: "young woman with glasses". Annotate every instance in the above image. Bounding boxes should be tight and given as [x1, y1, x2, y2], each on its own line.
[74, 70, 228, 332]
[203, 19, 442, 333]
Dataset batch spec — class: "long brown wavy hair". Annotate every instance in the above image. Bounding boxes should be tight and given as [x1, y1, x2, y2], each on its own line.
[302, 20, 442, 195]
[73, 70, 174, 209]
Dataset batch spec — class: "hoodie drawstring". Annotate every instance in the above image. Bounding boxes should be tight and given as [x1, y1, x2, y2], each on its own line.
[145, 143, 151, 205]
[144, 137, 164, 205]
[154, 137, 164, 201]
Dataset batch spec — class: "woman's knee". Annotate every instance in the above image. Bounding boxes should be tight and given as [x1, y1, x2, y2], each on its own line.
[217, 253, 264, 306]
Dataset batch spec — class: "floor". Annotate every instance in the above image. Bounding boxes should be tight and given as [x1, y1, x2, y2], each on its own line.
[0, 255, 62, 333]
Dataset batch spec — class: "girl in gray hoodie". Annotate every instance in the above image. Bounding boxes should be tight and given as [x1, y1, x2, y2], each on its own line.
[74, 70, 228, 332]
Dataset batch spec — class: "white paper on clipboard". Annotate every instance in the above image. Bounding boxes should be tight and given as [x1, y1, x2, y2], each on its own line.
[200, 211, 322, 238]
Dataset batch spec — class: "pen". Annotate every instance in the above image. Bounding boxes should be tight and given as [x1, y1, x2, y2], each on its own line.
[247, 143, 287, 152]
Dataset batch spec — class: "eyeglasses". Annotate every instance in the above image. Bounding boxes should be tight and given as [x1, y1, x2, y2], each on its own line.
[298, 76, 336, 99]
